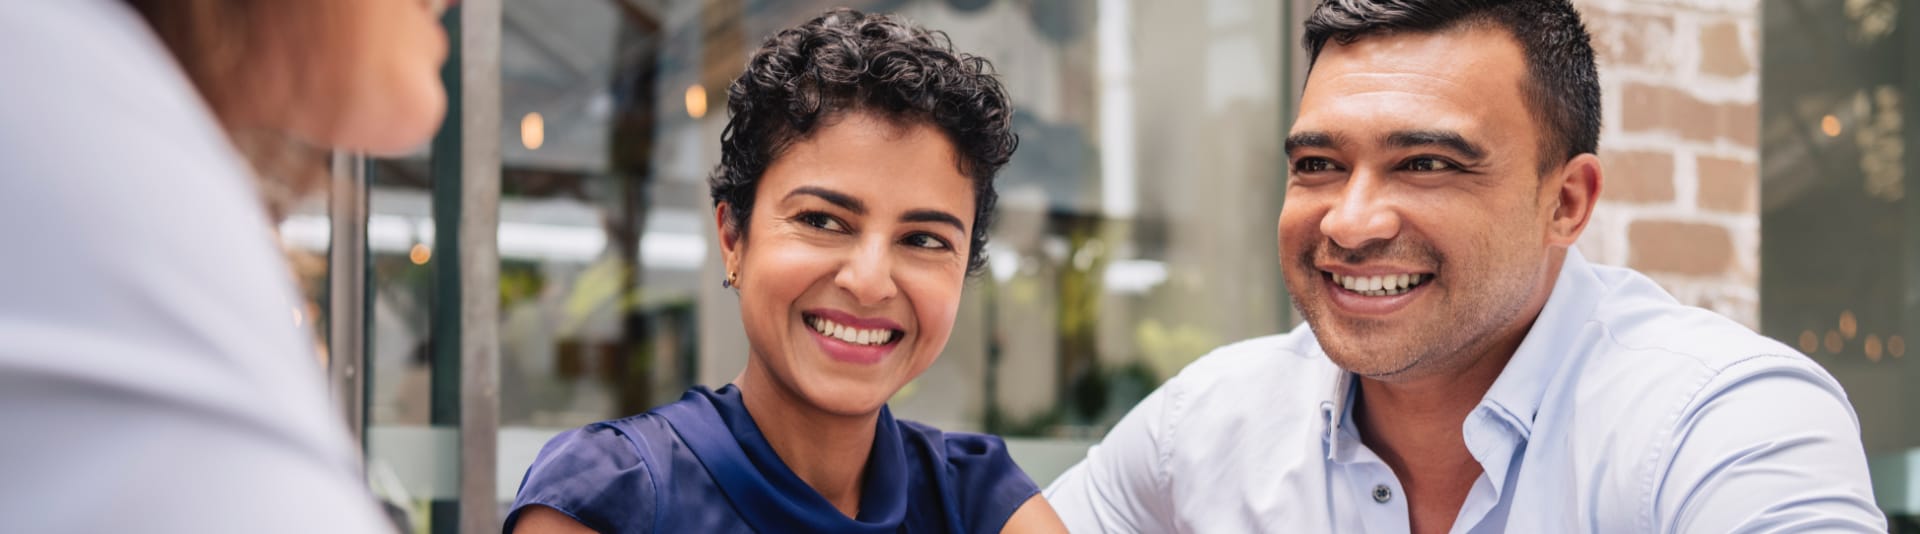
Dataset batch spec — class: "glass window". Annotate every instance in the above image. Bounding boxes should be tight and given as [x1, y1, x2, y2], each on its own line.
[1761, 0, 1917, 525]
[494, 0, 719, 513]
[489, 0, 1292, 492]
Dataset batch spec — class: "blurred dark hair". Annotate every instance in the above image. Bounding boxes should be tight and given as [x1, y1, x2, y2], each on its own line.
[709, 8, 1017, 276]
[1303, 0, 1600, 173]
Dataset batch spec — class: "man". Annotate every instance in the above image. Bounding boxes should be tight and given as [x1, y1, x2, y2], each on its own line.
[1043, 0, 1885, 532]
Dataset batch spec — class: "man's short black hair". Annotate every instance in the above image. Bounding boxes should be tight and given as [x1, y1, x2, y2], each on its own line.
[1303, 0, 1600, 173]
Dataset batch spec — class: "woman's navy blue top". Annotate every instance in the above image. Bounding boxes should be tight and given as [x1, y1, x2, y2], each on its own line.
[504, 385, 1040, 533]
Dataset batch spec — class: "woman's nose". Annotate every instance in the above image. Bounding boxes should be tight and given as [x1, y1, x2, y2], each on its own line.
[834, 240, 899, 306]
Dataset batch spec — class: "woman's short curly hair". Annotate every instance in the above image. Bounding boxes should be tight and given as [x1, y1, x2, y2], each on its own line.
[709, 8, 1017, 277]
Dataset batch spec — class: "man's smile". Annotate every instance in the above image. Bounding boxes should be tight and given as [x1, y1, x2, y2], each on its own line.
[1326, 271, 1432, 297]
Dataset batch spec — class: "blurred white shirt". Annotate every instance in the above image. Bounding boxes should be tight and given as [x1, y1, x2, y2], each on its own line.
[0, 1, 392, 532]
[1045, 248, 1885, 533]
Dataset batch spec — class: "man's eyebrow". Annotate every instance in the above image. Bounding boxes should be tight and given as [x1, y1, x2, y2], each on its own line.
[902, 209, 967, 234]
[1382, 130, 1488, 160]
[785, 186, 865, 214]
[1284, 131, 1341, 157]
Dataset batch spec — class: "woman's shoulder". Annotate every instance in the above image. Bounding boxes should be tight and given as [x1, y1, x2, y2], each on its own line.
[895, 419, 1041, 534]
[506, 412, 685, 533]
[895, 420, 1017, 466]
[544, 413, 676, 465]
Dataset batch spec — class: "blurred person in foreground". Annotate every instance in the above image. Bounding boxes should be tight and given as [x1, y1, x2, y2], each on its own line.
[0, 0, 451, 532]
[505, 9, 1066, 534]
[1043, 0, 1885, 531]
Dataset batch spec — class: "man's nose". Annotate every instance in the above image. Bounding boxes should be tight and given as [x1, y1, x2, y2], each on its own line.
[834, 239, 899, 306]
[1319, 172, 1402, 250]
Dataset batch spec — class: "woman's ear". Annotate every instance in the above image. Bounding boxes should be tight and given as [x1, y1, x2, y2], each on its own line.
[716, 202, 743, 276]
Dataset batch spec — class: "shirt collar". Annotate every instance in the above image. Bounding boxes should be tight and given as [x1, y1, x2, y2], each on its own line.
[1319, 358, 1357, 462]
[660, 385, 910, 533]
[1317, 247, 1608, 463]
[1476, 247, 1607, 440]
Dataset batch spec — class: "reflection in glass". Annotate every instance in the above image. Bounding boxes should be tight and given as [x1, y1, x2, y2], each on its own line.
[494, 2, 711, 507]
[1762, 0, 1916, 527]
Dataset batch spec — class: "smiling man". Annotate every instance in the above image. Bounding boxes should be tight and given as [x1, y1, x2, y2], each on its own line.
[1042, 0, 1885, 532]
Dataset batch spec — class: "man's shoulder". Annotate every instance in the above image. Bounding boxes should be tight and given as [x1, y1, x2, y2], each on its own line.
[1554, 264, 1850, 441]
[1166, 328, 1335, 393]
[1580, 264, 1821, 380]
[1530, 266, 1875, 529]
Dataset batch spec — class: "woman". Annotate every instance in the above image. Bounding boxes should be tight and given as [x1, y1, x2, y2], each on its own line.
[0, 0, 448, 532]
[506, 9, 1066, 534]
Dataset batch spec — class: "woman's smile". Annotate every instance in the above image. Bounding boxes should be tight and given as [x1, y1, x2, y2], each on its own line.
[803, 309, 905, 365]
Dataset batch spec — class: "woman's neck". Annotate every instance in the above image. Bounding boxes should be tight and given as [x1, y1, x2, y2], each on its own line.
[733, 364, 881, 518]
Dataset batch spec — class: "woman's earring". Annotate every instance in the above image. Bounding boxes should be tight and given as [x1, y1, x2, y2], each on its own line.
[723, 271, 738, 289]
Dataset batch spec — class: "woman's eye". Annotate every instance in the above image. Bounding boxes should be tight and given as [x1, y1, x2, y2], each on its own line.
[1293, 157, 1337, 173]
[1404, 157, 1456, 172]
[798, 212, 846, 232]
[904, 233, 951, 250]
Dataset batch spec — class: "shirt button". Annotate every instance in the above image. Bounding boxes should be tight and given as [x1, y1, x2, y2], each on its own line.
[1372, 484, 1393, 503]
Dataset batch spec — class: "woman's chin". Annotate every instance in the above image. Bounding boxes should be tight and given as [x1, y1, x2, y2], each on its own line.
[310, 88, 447, 156]
[343, 111, 444, 156]
[792, 376, 899, 417]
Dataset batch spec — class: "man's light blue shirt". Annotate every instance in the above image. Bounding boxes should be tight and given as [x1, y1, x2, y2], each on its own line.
[1045, 248, 1884, 532]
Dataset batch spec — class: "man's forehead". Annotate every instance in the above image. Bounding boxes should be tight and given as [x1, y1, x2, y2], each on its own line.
[1291, 91, 1493, 146]
[1306, 26, 1527, 98]
[1293, 26, 1529, 149]
[1314, 20, 1524, 72]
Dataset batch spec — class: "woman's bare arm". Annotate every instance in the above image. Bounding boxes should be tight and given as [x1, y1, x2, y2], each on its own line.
[1000, 494, 1070, 533]
[510, 505, 599, 534]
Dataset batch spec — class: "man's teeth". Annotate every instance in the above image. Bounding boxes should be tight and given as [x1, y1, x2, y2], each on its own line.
[1334, 272, 1430, 297]
[808, 316, 896, 346]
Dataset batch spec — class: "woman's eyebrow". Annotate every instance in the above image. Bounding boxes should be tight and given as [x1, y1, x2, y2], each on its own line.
[902, 209, 965, 233]
[785, 186, 864, 214]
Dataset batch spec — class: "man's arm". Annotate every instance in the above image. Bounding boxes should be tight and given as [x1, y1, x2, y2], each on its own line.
[1043, 386, 1179, 533]
[1652, 357, 1886, 532]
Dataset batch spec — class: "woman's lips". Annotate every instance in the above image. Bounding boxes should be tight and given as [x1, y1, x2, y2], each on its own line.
[803, 309, 904, 365]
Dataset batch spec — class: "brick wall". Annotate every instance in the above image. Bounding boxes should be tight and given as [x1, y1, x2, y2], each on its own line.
[1576, 0, 1762, 327]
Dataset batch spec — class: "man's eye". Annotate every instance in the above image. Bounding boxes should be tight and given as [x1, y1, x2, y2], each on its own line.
[1293, 158, 1338, 173]
[1404, 157, 1456, 172]
[904, 233, 951, 250]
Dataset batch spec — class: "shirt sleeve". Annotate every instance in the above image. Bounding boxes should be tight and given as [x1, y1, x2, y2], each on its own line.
[941, 433, 1041, 534]
[1044, 384, 1179, 534]
[1651, 356, 1887, 532]
[506, 424, 659, 534]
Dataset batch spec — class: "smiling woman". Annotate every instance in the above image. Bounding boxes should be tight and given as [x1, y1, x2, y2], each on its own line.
[504, 8, 1064, 534]
[727, 114, 978, 419]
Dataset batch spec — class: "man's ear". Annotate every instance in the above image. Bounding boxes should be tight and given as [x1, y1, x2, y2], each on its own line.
[716, 202, 743, 276]
[1545, 153, 1602, 248]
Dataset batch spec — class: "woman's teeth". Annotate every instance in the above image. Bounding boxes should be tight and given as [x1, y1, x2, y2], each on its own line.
[1332, 272, 1430, 297]
[808, 316, 898, 346]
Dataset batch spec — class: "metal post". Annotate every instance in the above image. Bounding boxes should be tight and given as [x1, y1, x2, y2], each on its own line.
[327, 152, 369, 453]
[458, 0, 503, 530]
